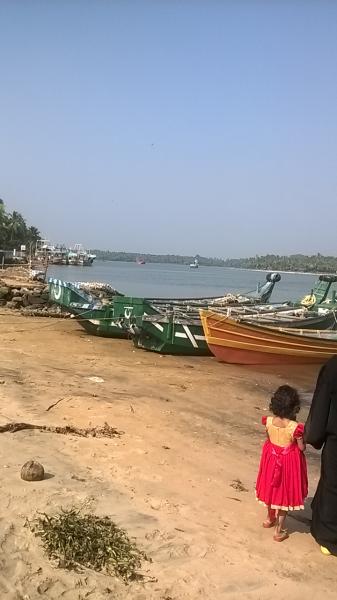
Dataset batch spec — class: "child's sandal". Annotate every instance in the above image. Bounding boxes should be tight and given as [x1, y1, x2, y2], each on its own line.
[273, 529, 289, 542]
[262, 519, 277, 528]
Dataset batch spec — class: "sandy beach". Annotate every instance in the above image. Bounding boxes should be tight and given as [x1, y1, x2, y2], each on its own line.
[0, 309, 336, 599]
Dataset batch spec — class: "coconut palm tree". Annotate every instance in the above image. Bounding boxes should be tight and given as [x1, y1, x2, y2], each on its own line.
[6, 211, 27, 244]
[0, 199, 8, 248]
[26, 225, 41, 256]
[27, 226, 41, 243]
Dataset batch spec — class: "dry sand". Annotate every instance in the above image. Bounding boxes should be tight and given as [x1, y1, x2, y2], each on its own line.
[0, 310, 335, 599]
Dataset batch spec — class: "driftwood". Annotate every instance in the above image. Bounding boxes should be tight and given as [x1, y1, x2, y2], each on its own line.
[0, 422, 122, 438]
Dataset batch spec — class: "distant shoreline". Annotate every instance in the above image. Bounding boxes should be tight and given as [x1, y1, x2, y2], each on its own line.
[93, 251, 337, 275]
[94, 259, 326, 277]
[225, 266, 321, 276]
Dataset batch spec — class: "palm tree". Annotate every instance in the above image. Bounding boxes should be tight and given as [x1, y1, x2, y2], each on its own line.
[26, 225, 41, 256]
[0, 200, 8, 248]
[7, 211, 27, 243]
[27, 226, 41, 243]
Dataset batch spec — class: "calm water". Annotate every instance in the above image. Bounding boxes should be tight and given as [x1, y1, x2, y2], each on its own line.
[47, 260, 318, 302]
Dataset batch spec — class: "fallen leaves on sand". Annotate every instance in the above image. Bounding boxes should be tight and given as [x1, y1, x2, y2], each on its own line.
[31, 507, 149, 581]
[0, 421, 122, 438]
[230, 479, 248, 493]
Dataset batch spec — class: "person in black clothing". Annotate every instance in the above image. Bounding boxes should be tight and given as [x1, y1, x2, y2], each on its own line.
[305, 355, 337, 555]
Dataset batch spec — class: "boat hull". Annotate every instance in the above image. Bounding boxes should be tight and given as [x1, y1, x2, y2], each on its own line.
[131, 309, 336, 356]
[70, 306, 128, 338]
[49, 279, 92, 305]
[133, 319, 210, 355]
[200, 310, 337, 365]
[207, 344, 324, 365]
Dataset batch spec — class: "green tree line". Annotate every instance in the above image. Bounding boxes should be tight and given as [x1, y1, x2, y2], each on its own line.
[223, 254, 337, 273]
[0, 199, 41, 251]
[91, 250, 225, 267]
[92, 250, 337, 273]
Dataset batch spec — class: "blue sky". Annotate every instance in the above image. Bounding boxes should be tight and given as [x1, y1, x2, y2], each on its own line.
[0, 1, 336, 257]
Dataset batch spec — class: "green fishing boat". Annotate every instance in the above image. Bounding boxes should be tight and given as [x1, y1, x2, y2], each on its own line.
[128, 274, 337, 355]
[67, 303, 128, 338]
[68, 296, 165, 338]
[49, 278, 94, 306]
[48, 279, 129, 338]
[132, 313, 210, 355]
[48, 273, 281, 343]
[49, 274, 337, 354]
[132, 306, 337, 355]
[299, 274, 337, 310]
[48, 278, 122, 306]
[118, 273, 284, 354]
[48, 279, 165, 338]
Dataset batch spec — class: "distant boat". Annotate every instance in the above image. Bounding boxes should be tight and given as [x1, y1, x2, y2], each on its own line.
[190, 258, 199, 269]
[34, 241, 95, 266]
[136, 257, 146, 265]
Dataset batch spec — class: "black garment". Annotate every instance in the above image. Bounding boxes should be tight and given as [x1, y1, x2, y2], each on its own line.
[305, 355, 337, 554]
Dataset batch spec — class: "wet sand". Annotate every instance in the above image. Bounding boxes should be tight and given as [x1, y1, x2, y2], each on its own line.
[0, 310, 335, 599]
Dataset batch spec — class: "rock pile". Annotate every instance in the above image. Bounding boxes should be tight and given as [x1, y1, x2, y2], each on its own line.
[0, 282, 69, 317]
[0, 283, 48, 309]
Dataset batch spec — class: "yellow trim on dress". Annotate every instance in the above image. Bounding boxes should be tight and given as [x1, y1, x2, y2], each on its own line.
[255, 496, 304, 511]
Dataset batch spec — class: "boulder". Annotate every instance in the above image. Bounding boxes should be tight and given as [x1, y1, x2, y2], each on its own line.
[0, 286, 9, 299]
[6, 301, 16, 309]
[25, 294, 46, 305]
[11, 296, 24, 306]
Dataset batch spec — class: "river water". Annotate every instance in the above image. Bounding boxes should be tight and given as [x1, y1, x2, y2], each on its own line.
[47, 260, 319, 302]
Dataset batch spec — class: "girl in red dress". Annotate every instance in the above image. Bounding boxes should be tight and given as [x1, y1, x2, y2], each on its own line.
[256, 385, 308, 542]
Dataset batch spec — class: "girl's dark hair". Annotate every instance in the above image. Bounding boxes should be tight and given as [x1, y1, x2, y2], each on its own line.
[269, 385, 300, 419]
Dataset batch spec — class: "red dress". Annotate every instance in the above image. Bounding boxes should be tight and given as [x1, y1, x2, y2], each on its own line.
[256, 416, 308, 511]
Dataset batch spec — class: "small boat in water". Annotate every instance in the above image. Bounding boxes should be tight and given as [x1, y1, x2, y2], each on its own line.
[200, 309, 337, 365]
[136, 257, 146, 265]
[189, 258, 199, 269]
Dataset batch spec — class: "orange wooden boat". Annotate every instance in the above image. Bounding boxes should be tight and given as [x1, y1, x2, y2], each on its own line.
[200, 309, 337, 365]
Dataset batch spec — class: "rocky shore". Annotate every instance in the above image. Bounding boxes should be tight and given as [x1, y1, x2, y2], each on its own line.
[0, 269, 67, 317]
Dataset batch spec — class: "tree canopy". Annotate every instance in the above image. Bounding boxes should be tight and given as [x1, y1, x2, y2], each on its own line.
[0, 201, 41, 251]
[92, 249, 337, 273]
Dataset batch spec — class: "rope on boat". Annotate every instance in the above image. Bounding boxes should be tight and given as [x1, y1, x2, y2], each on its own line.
[0, 308, 97, 332]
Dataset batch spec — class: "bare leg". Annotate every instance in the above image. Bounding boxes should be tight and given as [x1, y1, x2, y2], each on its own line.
[276, 510, 287, 533]
[263, 506, 277, 528]
[274, 510, 288, 541]
[268, 507, 276, 522]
